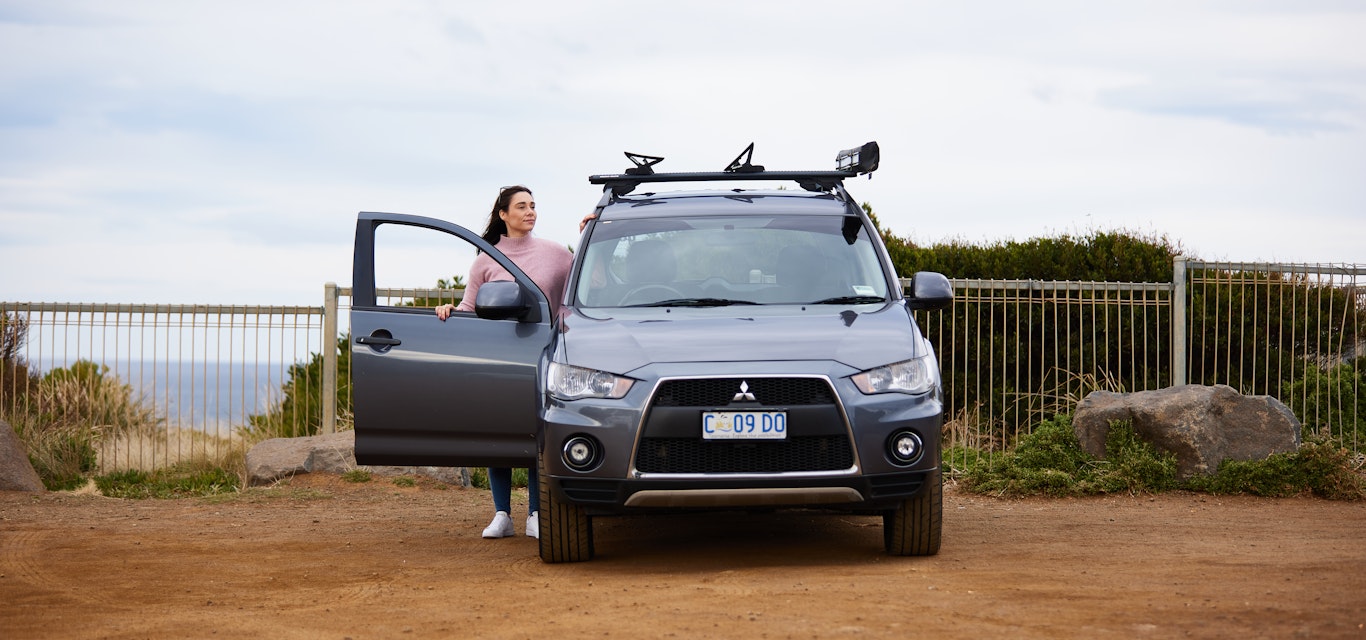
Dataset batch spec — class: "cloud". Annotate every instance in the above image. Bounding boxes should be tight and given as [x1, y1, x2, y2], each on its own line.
[1, 1, 1363, 306]
[1098, 71, 1365, 135]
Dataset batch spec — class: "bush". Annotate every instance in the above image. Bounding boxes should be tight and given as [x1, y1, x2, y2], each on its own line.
[467, 467, 528, 491]
[1187, 439, 1366, 499]
[95, 462, 239, 499]
[6, 360, 162, 490]
[882, 227, 1178, 282]
[20, 421, 99, 491]
[1288, 360, 1365, 446]
[341, 469, 372, 483]
[958, 416, 1364, 499]
[1086, 422, 1180, 494]
[240, 334, 352, 441]
[960, 417, 1178, 497]
[1, 312, 36, 415]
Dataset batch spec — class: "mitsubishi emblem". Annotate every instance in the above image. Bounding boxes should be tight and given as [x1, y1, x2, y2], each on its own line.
[733, 380, 757, 402]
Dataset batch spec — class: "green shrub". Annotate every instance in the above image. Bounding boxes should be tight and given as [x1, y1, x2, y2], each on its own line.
[959, 416, 1364, 499]
[467, 467, 528, 491]
[1187, 439, 1366, 499]
[6, 359, 163, 490]
[960, 417, 1177, 497]
[24, 423, 99, 491]
[240, 335, 352, 441]
[1087, 421, 1179, 494]
[341, 468, 372, 483]
[959, 416, 1092, 496]
[469, 467, 488, 489]
[1288, 360, 1365, 445]
[1296, 440, 1366, 499]
[95, 462, 239, 499]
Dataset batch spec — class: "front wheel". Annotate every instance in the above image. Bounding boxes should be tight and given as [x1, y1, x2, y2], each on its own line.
[884, 467, 942, 556]
[537, 456, 594, 563]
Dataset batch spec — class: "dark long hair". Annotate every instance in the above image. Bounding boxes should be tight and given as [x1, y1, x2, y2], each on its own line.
[480, 185, 532, 247]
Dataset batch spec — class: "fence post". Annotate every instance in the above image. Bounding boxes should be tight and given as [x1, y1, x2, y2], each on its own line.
[1171, 257, 1187, 387]
[322, 282, 339, 434]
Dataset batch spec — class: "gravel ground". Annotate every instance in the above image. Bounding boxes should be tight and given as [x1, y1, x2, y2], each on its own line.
[3, 474, 1365, 639]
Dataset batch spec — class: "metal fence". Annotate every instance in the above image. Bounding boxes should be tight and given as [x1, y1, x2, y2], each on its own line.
[922, 279, 1175, 453]
[0, 302, 328, 470]
[925, 260, 1363, 458]
[2, 259, 1362, 474]
[1177, 260, 1364, 452]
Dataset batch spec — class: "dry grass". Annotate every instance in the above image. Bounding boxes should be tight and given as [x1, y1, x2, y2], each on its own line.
[1016, 368, 1129, 423]
[942, 403, 1006, 452]
[5, 360, 249, 488]
[98, 427, 246, 475]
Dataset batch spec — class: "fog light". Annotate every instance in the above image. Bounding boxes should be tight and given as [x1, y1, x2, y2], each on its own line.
[888, 431, 923, 465]
[562, 436, 600, 471]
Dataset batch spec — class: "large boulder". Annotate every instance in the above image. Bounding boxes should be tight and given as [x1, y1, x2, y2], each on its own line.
[245, 430, 467, 486]
[1074, 384, 1301, 479]
[1, 417, 45, 492]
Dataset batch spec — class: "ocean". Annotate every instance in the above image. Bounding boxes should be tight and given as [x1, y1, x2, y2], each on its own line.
[124, 361, 291, 432]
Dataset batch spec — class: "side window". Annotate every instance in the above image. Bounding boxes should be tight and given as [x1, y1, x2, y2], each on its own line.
[373, 223, 478, 309]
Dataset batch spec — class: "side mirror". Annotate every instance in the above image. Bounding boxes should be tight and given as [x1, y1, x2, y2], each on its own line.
[905, 272, 953, 311]
[474, 281, 535, 321]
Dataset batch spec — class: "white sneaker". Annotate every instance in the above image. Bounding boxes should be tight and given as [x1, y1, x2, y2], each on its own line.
[526, 511, 540, 539]
[482, 511, 514, 538]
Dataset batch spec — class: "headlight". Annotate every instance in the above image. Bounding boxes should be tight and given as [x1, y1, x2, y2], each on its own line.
[851, 357, 934, 395]
[547, 362, 634, 400]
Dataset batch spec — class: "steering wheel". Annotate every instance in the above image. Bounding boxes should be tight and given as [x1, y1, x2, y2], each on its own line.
[620, 284, 685, 306]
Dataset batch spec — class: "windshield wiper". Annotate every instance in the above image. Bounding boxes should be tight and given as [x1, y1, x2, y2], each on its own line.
[810, 295, 887, 305]
[631, 298, 761, 308]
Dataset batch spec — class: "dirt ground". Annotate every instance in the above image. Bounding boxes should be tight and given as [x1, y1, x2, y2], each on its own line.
[3, 475, 1365, 640]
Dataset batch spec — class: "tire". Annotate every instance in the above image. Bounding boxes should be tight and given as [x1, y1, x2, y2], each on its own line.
[537, 456, 594, 563]
[884, 467, 942, 556]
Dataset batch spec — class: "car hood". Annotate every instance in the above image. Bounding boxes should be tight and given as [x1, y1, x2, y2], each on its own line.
[557, 303, 930, 375]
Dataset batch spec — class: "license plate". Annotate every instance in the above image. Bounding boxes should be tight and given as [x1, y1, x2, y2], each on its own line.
[702, 411, 788, 440]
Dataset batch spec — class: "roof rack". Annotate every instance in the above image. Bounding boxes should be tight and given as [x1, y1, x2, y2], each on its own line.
[589, 141, 879, 196]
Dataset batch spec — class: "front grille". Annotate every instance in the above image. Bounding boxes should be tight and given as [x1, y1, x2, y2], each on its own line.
[652, 377, 834, 407]
[635, 436, 854, 474]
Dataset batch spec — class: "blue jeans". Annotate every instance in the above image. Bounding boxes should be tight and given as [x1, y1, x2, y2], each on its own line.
[488, 466, 539, 515]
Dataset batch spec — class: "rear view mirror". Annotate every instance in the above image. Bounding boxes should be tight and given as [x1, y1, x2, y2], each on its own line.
[905, 272, 953, 311]
[475, 281, 536, 321]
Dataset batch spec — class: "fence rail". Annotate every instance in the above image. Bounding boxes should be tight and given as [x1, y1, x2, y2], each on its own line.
[3, 259, 1361, 474]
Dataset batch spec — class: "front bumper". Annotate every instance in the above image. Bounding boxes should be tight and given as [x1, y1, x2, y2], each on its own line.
[553, 469, 935, 514]
[539, 362, 942, 513]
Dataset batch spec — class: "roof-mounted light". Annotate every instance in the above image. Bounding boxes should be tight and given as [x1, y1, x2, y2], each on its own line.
[836, 141, 880, 175]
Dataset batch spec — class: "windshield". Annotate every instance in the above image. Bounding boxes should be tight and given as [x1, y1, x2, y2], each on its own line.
[572, 214, 891, 308]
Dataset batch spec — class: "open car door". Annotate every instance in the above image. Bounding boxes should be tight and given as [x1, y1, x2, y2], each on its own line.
[350, 211, 553, 467]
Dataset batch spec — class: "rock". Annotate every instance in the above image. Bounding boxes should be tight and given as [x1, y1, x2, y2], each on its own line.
[366, 464, 468, 487]
[244, 430, 468, 487]
[245, 431, 356, 485]
[1074, 384, 1301, 479]
[0, 417, 45, 492]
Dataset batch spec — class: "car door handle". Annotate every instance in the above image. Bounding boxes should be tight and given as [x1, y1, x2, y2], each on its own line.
[356, 335, 401, 347]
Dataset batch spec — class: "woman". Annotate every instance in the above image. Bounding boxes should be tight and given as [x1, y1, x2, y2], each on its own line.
[436, 185, 573, 540]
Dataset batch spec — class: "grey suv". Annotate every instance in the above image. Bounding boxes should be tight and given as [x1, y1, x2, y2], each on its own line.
[350, 142, 953, 562]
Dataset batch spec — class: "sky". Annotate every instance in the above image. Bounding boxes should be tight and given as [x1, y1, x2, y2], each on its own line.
[2, 0, 1364, 306]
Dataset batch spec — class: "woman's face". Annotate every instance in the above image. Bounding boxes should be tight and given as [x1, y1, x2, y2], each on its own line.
[499, 190, 536, 237]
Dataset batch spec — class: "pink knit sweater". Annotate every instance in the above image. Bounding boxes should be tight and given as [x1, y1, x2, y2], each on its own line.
[455, 234, 573, 315]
